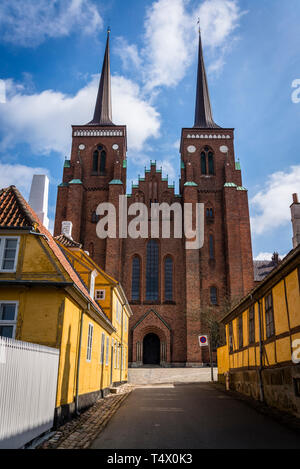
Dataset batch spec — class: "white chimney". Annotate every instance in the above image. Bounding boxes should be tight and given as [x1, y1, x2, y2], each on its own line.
[61, 221, 73, 239]
[29, 175, 49, 229]
[291, 193, 300, 249]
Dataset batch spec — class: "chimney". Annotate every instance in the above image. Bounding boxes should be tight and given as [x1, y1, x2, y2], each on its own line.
[291, 193, 300, 248]
[29, 175, 49, 229]
[61, 221, 73, 239]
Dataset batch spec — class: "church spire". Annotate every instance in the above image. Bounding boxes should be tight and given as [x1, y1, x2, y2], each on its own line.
[88, 28, 114, 126]
[194, 28, 220, 129]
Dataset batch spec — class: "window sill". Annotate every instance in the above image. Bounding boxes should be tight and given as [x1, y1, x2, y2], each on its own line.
[163, 301, 176, 305]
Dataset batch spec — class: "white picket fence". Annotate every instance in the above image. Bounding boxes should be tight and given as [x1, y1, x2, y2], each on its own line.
[0, 337, 60, 449]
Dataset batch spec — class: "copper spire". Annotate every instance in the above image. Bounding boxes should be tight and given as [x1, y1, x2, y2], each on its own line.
[88, 28, 114, 126]
[194, 28, 220, 129]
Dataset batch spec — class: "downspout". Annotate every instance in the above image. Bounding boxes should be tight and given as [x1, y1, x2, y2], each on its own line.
[257, 298, 265, 403]
[120, 303, 125, 384]
[75, 306, 86, 415]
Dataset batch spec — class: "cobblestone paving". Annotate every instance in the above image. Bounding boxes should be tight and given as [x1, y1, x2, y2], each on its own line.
[38, 385, 134, 450]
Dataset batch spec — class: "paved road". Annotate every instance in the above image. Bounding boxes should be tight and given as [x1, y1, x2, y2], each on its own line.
[91, 383, 300, 449]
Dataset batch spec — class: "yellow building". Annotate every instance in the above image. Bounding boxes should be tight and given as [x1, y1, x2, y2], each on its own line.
[217, 244, 300, 417]
[0, 186, 132, 425]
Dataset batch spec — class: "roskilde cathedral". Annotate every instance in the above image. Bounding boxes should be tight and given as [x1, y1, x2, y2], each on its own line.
[54, 30, 254, 367]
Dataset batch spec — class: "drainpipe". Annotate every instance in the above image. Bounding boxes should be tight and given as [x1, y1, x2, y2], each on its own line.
[75, 306, 86, 415]
[120, 303, 125, 384]
[257, 298, 265, 403]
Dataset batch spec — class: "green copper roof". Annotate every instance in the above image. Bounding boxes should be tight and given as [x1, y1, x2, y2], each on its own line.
[132, 184, 139, 189]
[123, 160, 127, 169]
[58, 182, 69, 188]
[236, 186, 247, 191]
[181, 161, 185, 169]
[69, 179, 82, 185]
[64, 160, 71, 168]
[109, 179, 123, 185]
[235, 161, 241, 171]
[184, 182, 198, 187]
[168, 185, 175, 189]
[224, 182, 237, 188]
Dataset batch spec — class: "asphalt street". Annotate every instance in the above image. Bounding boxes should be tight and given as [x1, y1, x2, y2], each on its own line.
[91, 383, 300, 449]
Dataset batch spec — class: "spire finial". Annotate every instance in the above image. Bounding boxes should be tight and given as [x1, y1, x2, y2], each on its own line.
[88, 29, 114, 126]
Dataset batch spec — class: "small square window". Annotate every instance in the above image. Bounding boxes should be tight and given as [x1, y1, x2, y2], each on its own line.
[95, 290, 105, 301]
[0, 302, 18, 339]
[0, 237, 19, 272]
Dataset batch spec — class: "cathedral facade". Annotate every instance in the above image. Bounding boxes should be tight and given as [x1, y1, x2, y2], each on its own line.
[54, 30, 254, 367]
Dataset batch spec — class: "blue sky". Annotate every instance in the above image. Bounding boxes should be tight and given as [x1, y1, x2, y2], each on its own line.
[0, 0, 299, 259]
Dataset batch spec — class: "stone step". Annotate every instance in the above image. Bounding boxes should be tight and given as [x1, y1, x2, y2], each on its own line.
[128, 367, 218, 385]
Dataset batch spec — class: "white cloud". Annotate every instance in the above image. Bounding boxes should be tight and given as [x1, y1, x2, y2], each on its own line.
[254, 252, 286, 261]
[137, 0, 244, 90]
[114, 38, 142, 71]
[251, 165, 300, 235]
[0, 76, 161, 156]
[0, 0, 103, 47]
[0, 162, 49, 198]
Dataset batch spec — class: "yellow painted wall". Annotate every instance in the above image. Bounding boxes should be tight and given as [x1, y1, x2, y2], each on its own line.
[218, 265, 300, 375]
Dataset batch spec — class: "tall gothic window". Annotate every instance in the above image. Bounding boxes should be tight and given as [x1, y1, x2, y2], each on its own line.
[92, 145, 106, 175]
[210, 287, 218, 305]
[131, 256, 141, 301]
[164, 256, 173, 301]
[209, 235, 215, 260]
[201, 147, 215, 175]
[146, 240, 159, 301]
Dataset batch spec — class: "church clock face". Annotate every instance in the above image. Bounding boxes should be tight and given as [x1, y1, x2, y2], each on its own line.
[78, 144, 85, 151]
[112, 144, 119, 150]
[187, 145, 196, 153]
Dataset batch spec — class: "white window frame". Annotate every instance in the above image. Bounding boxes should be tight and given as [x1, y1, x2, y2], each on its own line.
[0, 237, 20, 273]
[114, 341, 117, 368]
[95, 289, 106, 301]
[105, 336, 109, 366]
[100, 332, 105, 365]
[0, 301, 19, 339]
[117, 345, 120, 369]
[86, 323, 94, 362]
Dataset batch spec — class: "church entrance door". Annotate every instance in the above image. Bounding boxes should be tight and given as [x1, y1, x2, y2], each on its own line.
[143, 333, 160, 365]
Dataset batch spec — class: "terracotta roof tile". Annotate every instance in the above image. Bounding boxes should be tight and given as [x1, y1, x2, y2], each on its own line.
[54, 234, 82, 249]
[0, 186, 36, 228]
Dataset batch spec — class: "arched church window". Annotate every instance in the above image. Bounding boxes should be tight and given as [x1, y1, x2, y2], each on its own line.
[93, 151, 98, 173]
[92, 145, 107, 175]
[201, 147, 215, 176]
[206, 208, 214, 219]
[164, 256, 173, 301]
[210, 287, 218, 305]
[100, 149, 106, 174]
[201, 152, 207, 175]
[208, 152, 214, 175]
[209, 235, 215, 260]
[146, 240, 159, 301]
[131, 256, 141, 301]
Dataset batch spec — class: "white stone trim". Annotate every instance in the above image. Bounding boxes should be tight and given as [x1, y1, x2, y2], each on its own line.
[186, 134, 231, 139]
[73, 130, 123, 137]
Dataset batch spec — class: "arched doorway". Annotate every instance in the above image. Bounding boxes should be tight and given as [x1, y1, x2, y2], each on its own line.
[143, 333, 160, 365]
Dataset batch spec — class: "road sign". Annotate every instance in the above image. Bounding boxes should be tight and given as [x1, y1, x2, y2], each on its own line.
[199, 335, 208, 347]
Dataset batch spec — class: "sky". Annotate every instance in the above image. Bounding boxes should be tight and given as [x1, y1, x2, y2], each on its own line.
[0, 0, 299, 260]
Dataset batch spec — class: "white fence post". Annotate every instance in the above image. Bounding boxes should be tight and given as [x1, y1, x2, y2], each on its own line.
[0, 337, 60, 449]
